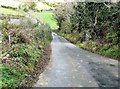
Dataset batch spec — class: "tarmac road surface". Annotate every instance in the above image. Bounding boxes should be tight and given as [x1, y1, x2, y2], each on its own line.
[34, 32, 119, 88]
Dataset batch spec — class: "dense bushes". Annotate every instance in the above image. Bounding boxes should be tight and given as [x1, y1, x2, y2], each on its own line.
[55, 2, 120, 59]
[0, 15, 52, 88]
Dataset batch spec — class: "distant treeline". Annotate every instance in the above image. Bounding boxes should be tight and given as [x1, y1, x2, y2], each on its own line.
[1, 5, 17, 10]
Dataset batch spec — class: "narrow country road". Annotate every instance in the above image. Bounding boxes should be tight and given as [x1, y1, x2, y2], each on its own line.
[34, 32, 119, 87]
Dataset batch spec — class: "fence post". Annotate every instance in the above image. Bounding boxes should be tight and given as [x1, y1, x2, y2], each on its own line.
[0, 31, 2, 59]
[8, 32, 11, 47]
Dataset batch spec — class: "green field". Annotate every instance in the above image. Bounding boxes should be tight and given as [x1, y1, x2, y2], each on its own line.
[36, 12, 58, 30]
[0, 7, 24, 16]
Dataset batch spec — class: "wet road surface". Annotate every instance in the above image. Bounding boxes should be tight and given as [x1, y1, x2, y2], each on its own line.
[34, 32, 119, 87]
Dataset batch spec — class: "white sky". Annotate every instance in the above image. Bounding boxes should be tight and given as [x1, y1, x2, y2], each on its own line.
[45, 0, 65, 2]
[0, 0, 118, 5]
[0, 0, 21, 6]
[37, 2, 53, 9]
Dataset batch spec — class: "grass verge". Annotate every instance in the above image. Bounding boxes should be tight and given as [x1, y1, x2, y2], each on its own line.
[0, 17, 52, 88]
[36, 11, 58, 30]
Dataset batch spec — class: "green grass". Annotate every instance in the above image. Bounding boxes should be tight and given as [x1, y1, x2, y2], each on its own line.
[1, 21, 52, 88]
[0, 7, 24, 16]
[36, 11, 58, 30]
[1, 64, 25, 88]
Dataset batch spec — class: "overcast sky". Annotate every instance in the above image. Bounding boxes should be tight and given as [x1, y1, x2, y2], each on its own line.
[0, 0, 21, 6]
[0, 0, 119, 3]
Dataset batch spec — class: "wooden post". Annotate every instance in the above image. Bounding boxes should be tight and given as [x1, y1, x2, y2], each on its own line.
[0, 31, 2, 59]
[8, 32, 11, 47]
